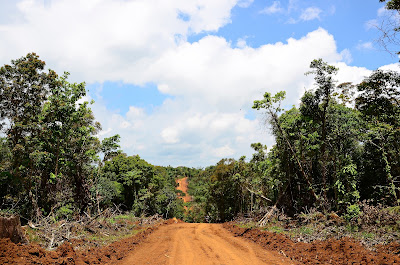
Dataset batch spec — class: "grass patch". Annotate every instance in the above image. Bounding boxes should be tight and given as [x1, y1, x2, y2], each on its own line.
[299, 226, 313, 235]
[266, 226, 284, 233]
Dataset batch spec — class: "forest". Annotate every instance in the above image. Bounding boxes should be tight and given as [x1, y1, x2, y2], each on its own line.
[0, 52, 399, 225]
[0, 53, 201, 223]
[187, 59, 400, 223]
[0, 0, 399, 227]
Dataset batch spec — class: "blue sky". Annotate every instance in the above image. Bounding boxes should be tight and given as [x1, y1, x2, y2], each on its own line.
[0, 0, 398, 167]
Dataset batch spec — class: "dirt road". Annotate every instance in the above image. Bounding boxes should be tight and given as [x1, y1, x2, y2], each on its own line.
[176, 177, 192, 203]
[117, 223, 295, 265]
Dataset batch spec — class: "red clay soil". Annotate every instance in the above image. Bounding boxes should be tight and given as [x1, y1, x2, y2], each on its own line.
[0, 220, 177, 265]
[224, 223, 400, 265]
[2, 220, 399, 264]
[176, 177, 192, 203]
[116, 222, 294, 265]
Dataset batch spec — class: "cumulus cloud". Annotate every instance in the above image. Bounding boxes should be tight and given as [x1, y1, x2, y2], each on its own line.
[236, 37, 248, 48]
[161, 127, 180, 144]
[90, 28, 371, 166]
[149, 29, 341, 107]
[334, 62, 371, 85]
[0, 1, 380, 167]
[212, 145, 235, 157]
[379, 63, 400, 71]
[0, 0, 240, 83]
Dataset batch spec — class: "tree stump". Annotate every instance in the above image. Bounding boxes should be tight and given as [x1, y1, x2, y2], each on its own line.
[0, 215, 27, 243]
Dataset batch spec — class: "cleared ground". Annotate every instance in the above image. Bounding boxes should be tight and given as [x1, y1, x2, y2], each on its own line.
[118, 222, 294, 265]
[176, 177, 192, 203]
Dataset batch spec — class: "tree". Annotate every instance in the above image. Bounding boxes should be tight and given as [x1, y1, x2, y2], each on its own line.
[356, 70, 400, 205]
[253, 91, 319, 206]
[253, 60, 364, 215]
[0, 53, 58, 217]
[305, 59, 339, 206]
[101, 134, 122, 162]
[0, 54, 102, 218]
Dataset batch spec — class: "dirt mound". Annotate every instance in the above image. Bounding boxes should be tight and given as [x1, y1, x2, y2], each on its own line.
[0, 215, 27, 243]
[224, 223, 400, 264]
[0, 220, 173, 264]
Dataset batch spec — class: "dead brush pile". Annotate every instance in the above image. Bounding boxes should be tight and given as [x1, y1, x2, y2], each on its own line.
[24, 209, 163, 250]
[0, 215, 167, 265]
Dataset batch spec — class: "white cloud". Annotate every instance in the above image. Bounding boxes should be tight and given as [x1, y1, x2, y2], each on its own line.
[97, 128, 112, 137]
[281, 4, 324, 24]
[300, 7, 322, 21]
[377, 6, 389, 17]
[236, 38, 247, 48]
[365, 19, 378, 30]
[120, 121, 131, 129]
[357, 41, 374, 50]
[0, 1, 380, 167]
[88, 27, 373, 166]
[0, 0, 240, 83]
[340, 49, 353, 64]
[365, 6, 400, 32]
[237, 0, 254, 8]
[127, 106, 145, 118]
[260, 1, 284, 15]
[379, 63, 400, 71]
[161, 127, 180, 144]
[148, 29, 340, 109]
[212, 145, 235, 157]
[334, 62, 371, 85]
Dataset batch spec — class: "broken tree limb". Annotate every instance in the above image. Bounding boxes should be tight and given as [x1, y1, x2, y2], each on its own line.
[257, 182, 290, 227]
[245, 187, 271, 202]
[258, 205, 277, 227]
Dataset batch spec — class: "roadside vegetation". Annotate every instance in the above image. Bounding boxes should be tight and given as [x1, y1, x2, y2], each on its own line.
[186, 59, 399, 224]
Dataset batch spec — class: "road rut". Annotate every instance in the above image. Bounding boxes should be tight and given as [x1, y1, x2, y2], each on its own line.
[117, 223, 295, 265]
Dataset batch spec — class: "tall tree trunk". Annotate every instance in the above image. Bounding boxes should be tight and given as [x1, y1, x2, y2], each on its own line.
[320, 105, 329, 210]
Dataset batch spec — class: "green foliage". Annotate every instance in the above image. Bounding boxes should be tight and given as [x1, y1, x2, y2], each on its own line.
[381, 0, 400, 10]
[356, 70, 400, 205]
[101, 135, 122, 162]
[251, 59, 399, 215]
[1, 53, 399, 225]
[55, 204, 75, 220]
[345, 204, 361, 223]
[100, 154, 185, 218]
[267, 226, 284, 233]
